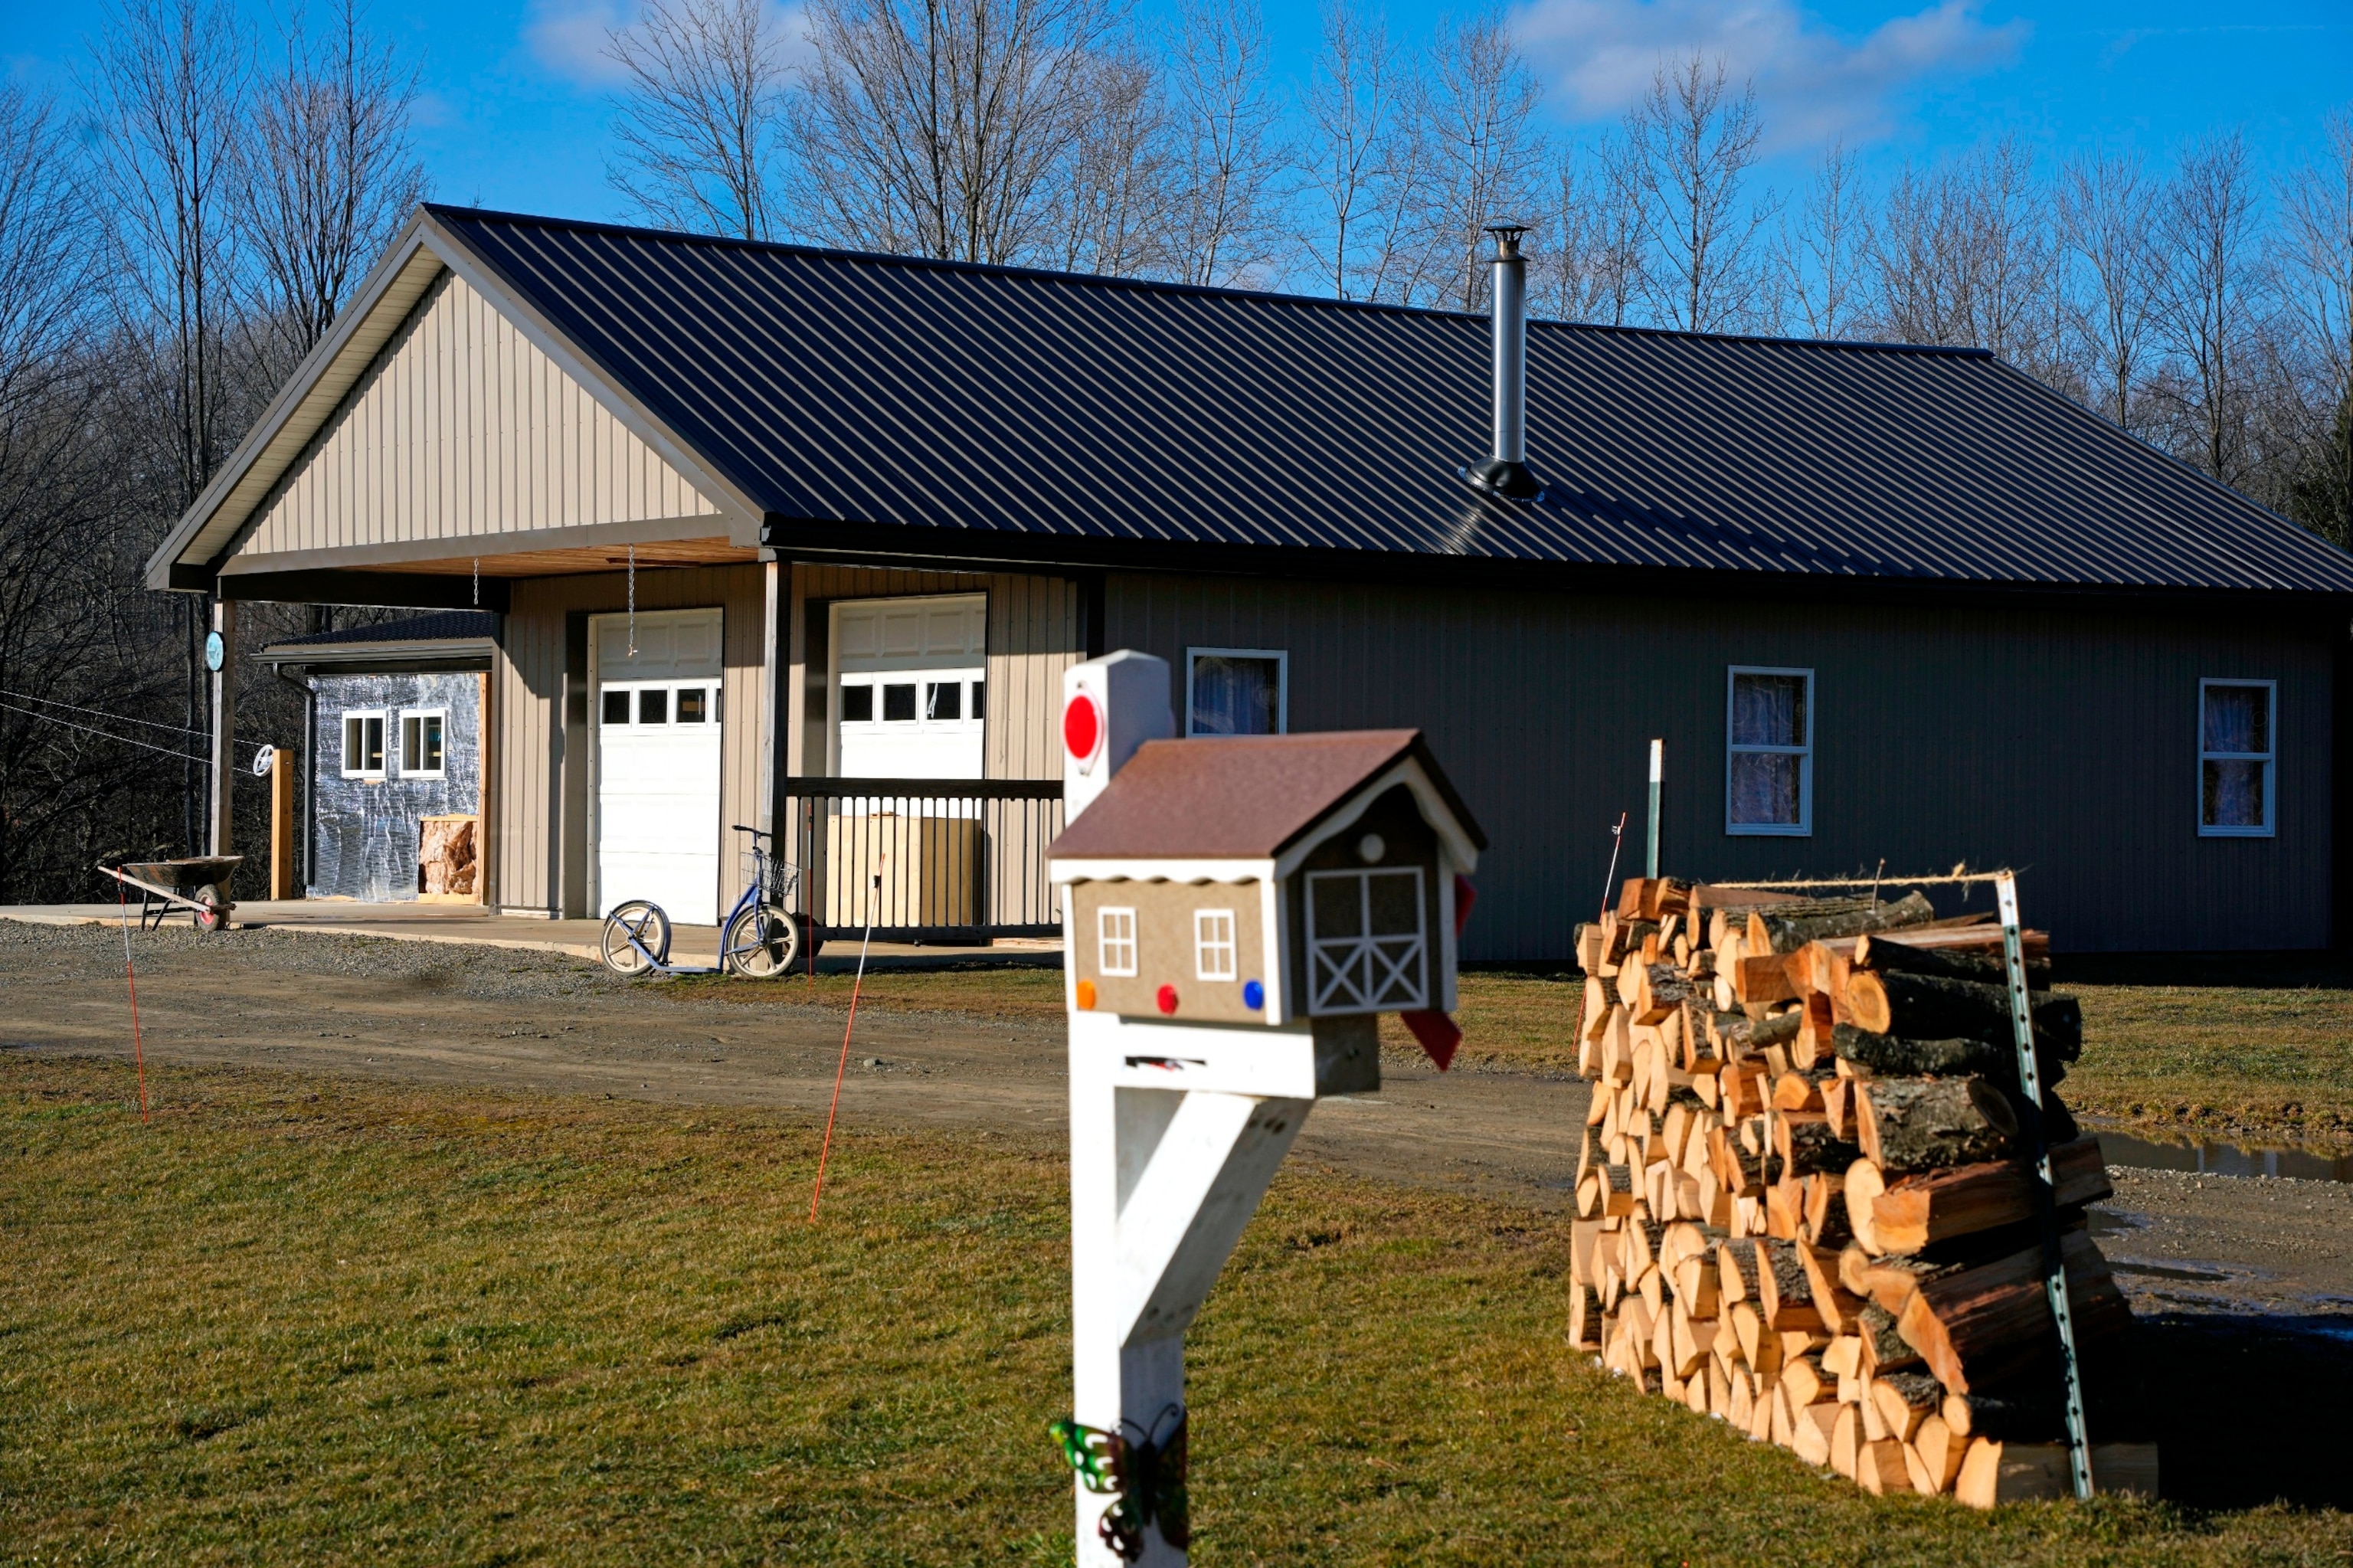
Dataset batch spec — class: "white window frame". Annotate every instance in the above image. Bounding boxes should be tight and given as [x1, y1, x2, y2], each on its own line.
[340, 710, 386, 779]
[2198, 678, 2276, 838]
[398, 708, 447, 780]
[1097, 906, 1138, 977]
[1185, 647, 1289, 737]
[1194, 908, 1238, 981]
[1724, 666, 1813, 837]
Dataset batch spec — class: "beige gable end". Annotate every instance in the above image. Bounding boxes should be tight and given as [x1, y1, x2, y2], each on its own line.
[234, 270, 721, 562]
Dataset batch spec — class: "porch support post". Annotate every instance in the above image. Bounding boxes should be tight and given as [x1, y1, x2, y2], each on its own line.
[209, 598, 237, 856]
[761, 555, 784, 836]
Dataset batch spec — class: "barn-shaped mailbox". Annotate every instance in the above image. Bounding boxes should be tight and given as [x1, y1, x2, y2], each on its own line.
[1049, 729, 1486, 1061]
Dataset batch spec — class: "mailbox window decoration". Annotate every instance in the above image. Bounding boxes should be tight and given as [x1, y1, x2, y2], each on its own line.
[1193, 910, 1237, 980]
[1098, 907, 1139, 975]
[1307, 866, 1427, 1013]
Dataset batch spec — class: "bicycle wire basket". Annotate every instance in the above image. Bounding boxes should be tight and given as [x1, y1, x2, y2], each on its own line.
[741, 847, 802, 908]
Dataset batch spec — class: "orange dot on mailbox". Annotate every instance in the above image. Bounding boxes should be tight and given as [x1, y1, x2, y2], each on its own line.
[1155, 984, 1178, 1015]
[1076, 979, 1098, 1010]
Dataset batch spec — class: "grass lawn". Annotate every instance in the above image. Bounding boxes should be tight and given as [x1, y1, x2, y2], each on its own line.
[7, 1055, 2350, 1563]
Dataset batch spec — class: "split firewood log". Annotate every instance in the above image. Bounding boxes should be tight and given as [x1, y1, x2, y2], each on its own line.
[1842, 970, 2083, 1061]
[1870, 1137, 2113, 1254]
[1854, 1076, 2018, 1172]
[1831, 1023, 2068, 1090]
[1757, 1238, 1824, 1331]
[1775, 1111, 1862, 1178]
[1750, 892, 1936, 954]
[1870, 1372, 1942, 1443]
[1896, 1228, 2130, 1393]
[1855, 1301, 1923, 1377]
[1854, 929, 2051, 987]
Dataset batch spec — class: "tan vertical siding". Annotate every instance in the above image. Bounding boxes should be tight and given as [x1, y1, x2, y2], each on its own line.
[494, 564, 767, 917]
[240, 270, 720, 561]
[1106, 574, 2337, 957]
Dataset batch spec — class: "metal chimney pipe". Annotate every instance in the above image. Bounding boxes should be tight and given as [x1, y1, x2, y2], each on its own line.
[1464, 221, 1540, 501]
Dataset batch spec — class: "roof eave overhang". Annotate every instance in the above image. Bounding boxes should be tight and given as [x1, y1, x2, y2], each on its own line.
[761, 517, 2353, 621]
[257, 637, 499, 669]
[147, 207, 774, 594]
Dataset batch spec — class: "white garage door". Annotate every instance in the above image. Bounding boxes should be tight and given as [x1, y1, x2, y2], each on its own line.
[594, 608, 723, 925]
[833, 594, 986, 778]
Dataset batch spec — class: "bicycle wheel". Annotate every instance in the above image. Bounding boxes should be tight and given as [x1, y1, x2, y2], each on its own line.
[601, 900, 671, 976]
[723, 905, 800, 980]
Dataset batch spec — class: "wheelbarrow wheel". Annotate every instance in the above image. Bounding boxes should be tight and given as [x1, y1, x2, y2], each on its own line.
[192, 888, 227, 934]
[722, 905, 800, 980]
[600, 900, 671, 976]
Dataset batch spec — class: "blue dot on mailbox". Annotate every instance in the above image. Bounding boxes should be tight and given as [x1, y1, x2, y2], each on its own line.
[1242, 979, 1265, 1010]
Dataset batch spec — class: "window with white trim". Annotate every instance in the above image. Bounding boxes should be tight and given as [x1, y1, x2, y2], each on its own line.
[1726, 667, 1811, 835]
[341, 711, 385, 778]
[2200, 679, 2275, 836]
[1098, 907, 1138, 977]
[1186, 648, 1287, 736]
[1194, 909, 1238, 981]
[398, 710, 446, 777]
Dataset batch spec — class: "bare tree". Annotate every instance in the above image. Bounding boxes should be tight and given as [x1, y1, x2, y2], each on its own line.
[607, 0, 794, 241]
[242, 0, 425, 384]
[2155, 131, 2267, 485]
[1769, 142, 1867, 339]
[2280, 109, 2353, 542]
[2059, 150, 2161, 430]
[1870, 138, 2062, 382]
[790, 0, 1113, 265]
[1163, 0, 1284, 286]
[1422, 10, 1543, 309]
[1533, 134, 1642, 326]
[1297, 0, 1400, 300]
[1054, 47, 1176, 277]
[85, 0, 256, 852]
[1622, 53, 1771, 332]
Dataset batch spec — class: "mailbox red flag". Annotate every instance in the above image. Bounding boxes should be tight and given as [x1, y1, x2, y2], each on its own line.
[1400, 1010, 1461, 1071]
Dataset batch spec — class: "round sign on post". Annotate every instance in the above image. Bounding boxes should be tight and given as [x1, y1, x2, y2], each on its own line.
[1063, 692, 1103, 771]
[203, 630, 224, 672]
[251, 745, 276, 778]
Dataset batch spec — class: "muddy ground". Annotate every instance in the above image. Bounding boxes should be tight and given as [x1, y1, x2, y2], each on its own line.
[9, 916, 2353, 1505]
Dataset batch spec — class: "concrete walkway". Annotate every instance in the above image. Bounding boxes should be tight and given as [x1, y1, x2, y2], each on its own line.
[1, 899, 1061, 971]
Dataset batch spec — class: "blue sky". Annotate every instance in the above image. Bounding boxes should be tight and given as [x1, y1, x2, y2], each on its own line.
[6, 0, 2348, 224]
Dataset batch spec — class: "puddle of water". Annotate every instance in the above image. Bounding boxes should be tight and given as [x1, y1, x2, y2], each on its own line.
[2096, 1130, 2353, 1183]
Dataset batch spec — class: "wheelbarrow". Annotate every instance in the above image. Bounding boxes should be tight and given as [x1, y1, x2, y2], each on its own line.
[100, 857, 244, 933]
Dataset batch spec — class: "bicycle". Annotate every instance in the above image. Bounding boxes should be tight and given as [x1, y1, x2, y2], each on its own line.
[600, 824, 813, 979]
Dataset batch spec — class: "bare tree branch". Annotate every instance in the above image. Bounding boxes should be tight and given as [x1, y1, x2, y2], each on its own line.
[1163, 0, 1284, 287]
[2059, 149, 2161, 431]
[1769, 141, 1866, 339]
[1422, 10, 1542, 309]
[1623, 52, 1772, 332]
[607, 0, 794, 241]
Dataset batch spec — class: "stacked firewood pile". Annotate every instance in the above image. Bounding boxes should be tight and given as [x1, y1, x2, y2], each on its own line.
[1568, 877, 2156, 1505]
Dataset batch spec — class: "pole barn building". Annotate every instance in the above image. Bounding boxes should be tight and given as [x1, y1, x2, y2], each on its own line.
[147, 205, 2353, 957]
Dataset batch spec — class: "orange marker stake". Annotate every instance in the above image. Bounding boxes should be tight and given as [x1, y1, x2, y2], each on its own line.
[809, 859, 881, 1221]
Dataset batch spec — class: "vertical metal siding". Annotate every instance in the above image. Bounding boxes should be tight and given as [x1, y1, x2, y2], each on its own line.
[493, 564, 767, 915]
[1106, 574, 2336, 957]
[240, 270, 720, 560]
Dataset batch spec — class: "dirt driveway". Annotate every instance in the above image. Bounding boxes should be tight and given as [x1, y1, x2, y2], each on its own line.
[7, 917, 2352, 1327]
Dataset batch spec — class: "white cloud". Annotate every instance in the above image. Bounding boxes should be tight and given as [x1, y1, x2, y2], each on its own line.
[1511, 0, 2030, 151]
[525, 0, 632, 86]
[524, 0, 813, 90]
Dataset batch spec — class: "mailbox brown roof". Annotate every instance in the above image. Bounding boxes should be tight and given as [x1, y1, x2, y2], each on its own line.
[1048, 730, 1486, 861]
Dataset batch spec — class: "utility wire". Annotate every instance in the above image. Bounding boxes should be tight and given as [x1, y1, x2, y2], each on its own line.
[0, 687, 266, 753]
[0, 698, 216, 765]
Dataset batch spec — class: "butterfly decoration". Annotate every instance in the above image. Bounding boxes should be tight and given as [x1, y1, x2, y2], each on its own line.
[1051, 1406, 1190, 1562]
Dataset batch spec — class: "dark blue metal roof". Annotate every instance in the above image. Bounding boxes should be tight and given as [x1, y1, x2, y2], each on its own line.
[429, 205, 2353, 597]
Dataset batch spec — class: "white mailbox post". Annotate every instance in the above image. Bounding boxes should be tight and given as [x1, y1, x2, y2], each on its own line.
[1047, 653, 1485, 1564]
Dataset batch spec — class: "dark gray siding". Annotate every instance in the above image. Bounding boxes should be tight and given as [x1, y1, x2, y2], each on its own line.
[1107, 575, 2336, 957]
[311, 670, 484, 900]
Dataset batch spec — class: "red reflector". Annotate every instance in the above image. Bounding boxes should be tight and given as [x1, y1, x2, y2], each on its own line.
[1064, 693, 1101, 761]
[1156, 984, 1178, 1015]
